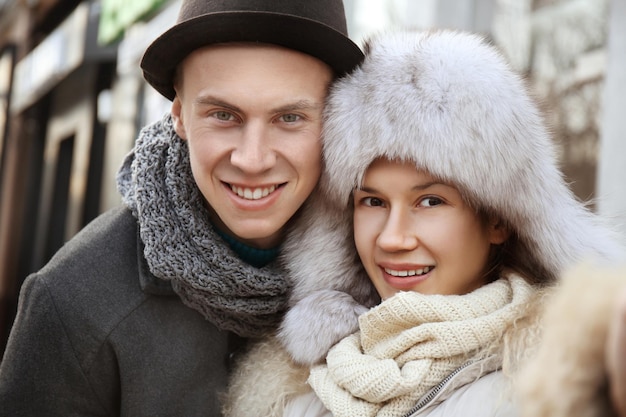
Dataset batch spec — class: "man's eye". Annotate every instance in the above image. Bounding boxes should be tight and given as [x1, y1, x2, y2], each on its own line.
[419, 197, 443, 207]
[212, 111, 234, 121]
[362, 197, 384, 207]
[281, 114, 301, 123]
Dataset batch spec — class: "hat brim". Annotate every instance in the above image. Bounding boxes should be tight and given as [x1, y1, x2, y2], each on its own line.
[140, 11, 364, 100]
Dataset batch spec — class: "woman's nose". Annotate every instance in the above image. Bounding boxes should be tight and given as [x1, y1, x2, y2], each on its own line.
[376, 209, 419, 252]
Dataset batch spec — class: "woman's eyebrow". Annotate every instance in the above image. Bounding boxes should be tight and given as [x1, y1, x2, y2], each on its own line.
[357, 182, 445, 193]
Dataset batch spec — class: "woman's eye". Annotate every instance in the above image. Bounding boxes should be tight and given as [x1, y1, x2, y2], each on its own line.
[362, 197, 384, 207]
[280, 113, 301, 123]
[419, 196, 443, 207]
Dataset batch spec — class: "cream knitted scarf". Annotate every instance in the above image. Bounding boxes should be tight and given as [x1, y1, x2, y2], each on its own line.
[116, 114, 290, 338]
[308, 274, 534, 417]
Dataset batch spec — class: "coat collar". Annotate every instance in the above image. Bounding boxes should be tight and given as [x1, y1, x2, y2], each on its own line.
[136, 228, 175, 296]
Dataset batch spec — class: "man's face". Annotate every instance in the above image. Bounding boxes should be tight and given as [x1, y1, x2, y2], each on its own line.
[172, 43, 332, 249]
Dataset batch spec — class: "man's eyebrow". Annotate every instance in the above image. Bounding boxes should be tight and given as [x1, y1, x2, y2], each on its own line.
[272, 100, 322, 114]
[194, 95, 241, 112]
[193, 95, 321, 114]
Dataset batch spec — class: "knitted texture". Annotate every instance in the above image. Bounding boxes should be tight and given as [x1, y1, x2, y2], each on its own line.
[308, 274, 534, 417]
[116, 113, 290, 337]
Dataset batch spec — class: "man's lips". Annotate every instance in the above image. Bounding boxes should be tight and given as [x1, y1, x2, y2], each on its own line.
[226, 182, 285, 201]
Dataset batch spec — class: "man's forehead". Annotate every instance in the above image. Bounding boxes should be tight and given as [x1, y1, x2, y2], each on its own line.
[179, 42, 333, 77]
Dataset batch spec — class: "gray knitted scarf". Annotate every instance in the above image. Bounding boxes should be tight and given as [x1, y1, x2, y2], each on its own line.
[116, 113, 290, 338]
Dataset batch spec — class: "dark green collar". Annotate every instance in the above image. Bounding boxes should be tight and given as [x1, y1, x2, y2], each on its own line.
[214, 227, 280, 268]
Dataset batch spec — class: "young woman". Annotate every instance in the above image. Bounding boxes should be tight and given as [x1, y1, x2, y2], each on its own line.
[223, 30, 624, 417]
[304, 156, 531, 416]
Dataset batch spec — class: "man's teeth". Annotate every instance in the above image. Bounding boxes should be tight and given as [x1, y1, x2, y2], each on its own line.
[231, 185, 277, 200]
[385, 266, 432, 277]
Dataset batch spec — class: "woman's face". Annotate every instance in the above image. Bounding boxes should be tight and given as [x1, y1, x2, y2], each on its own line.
[353, 158, 508, 300]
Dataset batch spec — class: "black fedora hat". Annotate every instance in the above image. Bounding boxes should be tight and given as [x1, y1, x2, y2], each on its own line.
[141, 0, 364, 101]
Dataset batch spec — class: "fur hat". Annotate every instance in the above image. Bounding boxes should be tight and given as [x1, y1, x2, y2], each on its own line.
[279, 30, 624, 365]
[141, 0, 364, 100]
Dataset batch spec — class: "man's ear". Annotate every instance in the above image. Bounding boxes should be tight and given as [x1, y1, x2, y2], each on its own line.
[171, 97, 187, 140]
[488, 218, 511, 245]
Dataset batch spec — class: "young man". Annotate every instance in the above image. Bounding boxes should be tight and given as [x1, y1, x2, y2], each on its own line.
[0, 1, 363, 415]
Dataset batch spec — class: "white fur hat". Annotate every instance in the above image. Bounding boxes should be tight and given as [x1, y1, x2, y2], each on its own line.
[279, 30, 624, 364]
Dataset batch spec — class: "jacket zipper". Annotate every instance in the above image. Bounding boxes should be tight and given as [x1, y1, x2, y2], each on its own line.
[400, 361, 473, 417]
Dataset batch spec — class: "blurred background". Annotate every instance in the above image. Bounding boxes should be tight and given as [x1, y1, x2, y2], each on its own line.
[0, 0, 624, 354]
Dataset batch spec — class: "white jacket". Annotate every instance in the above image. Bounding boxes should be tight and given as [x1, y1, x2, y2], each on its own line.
[284, 359, 516, 417]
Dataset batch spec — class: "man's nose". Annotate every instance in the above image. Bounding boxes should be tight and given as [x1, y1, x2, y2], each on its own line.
[230, 122, 276, 173]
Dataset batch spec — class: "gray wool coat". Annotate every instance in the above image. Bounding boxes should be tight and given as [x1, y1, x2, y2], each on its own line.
[0, 206, 247, 416]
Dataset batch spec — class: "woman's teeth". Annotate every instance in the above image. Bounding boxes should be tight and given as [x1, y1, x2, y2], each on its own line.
[385, 266, 432, 277]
